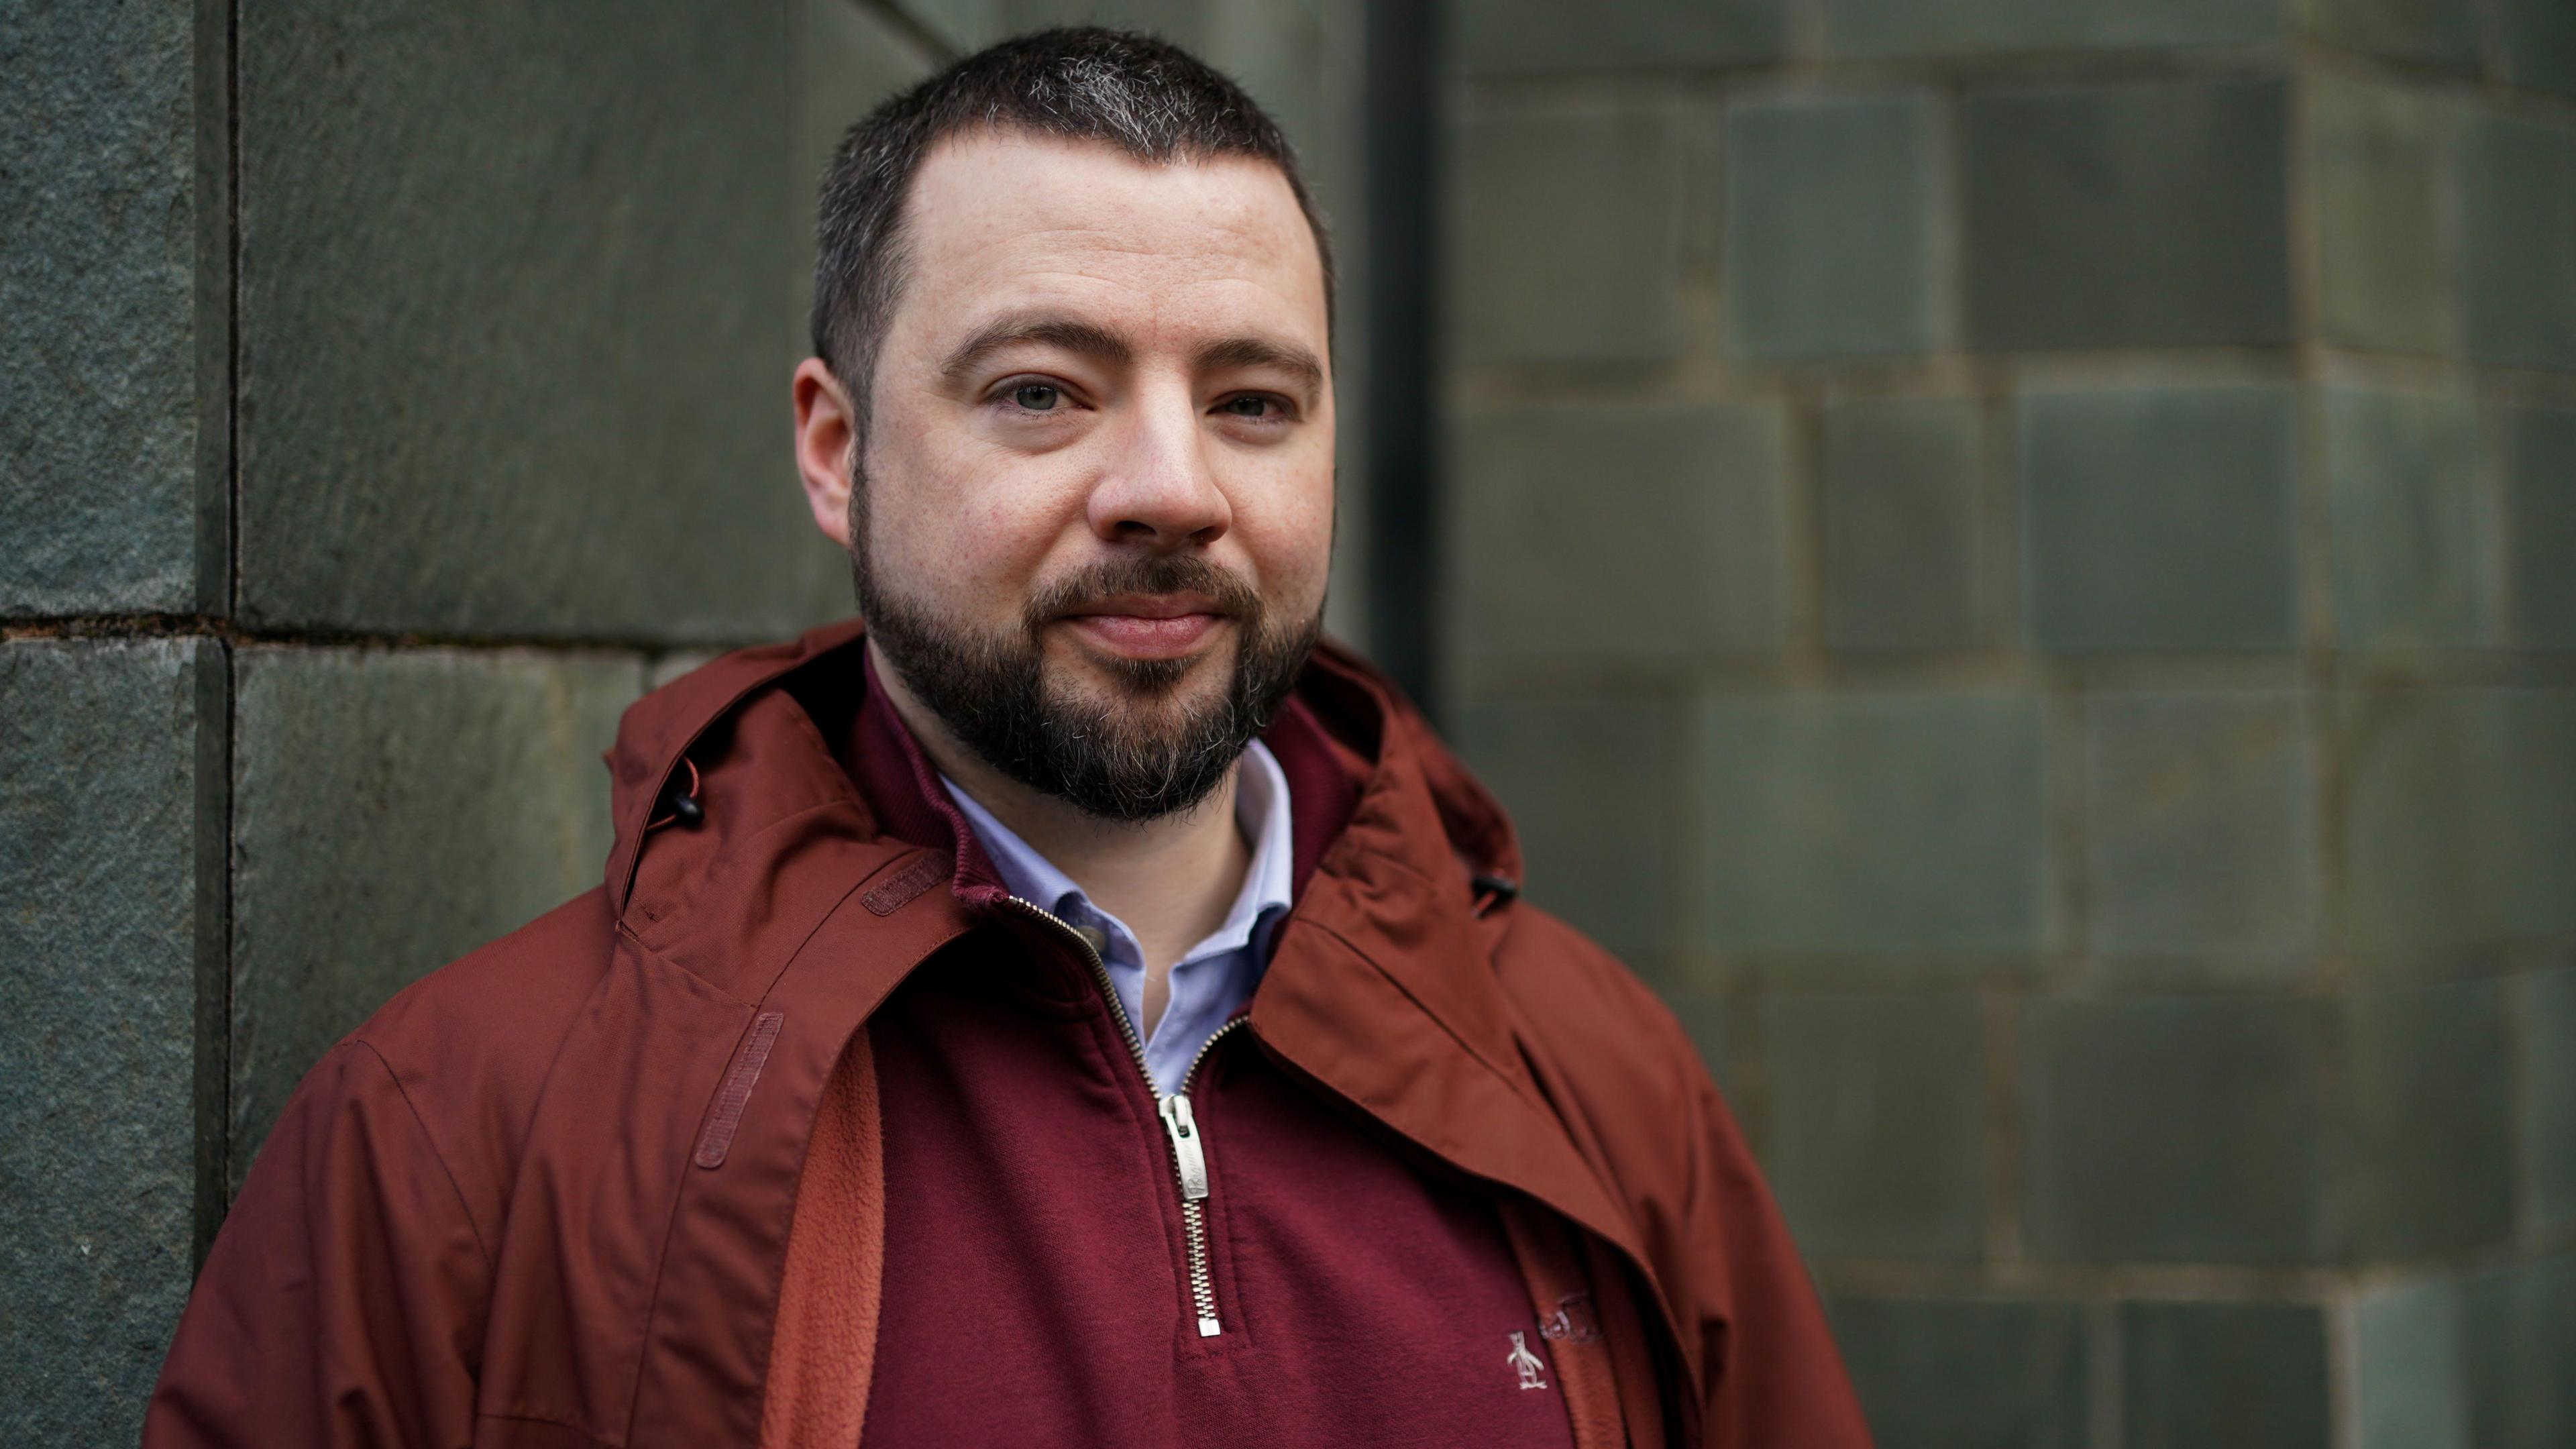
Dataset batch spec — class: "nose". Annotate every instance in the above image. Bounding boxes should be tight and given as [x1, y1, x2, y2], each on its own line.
[1084, 380, 1231, 550]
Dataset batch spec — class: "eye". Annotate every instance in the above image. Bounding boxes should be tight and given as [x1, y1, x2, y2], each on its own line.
[1216, 394, 1290, 422]
[1010, 382, 1061, 412]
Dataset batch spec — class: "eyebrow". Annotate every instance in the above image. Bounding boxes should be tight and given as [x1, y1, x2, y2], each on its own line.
[939, 315, 1134, 384]
[1195, 335, 1326, 403]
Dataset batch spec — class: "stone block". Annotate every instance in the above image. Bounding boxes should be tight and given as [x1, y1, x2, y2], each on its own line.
[2306, 0, 2483, 70]
[1448, 0, 1787, 74]
[2123, 1301, 2331, 1449]
[1003, 0, 1208, 48]
[2459, 109, 2576, 373]
[800, 0, 938, 338]
[2502, 0, 2576, 97]
[2325, 386, 2493, 648]
[2023, 995, 2331, 1263]
[1450, 400, 1786, 664]
[1449, 101, 1688, 364]
[2337, 688, 2576, 955]
[1723, 94, 1939, 360]
[1760, 992, 1986, 1260]
[1698, 693, 2045, 955]
[1823, 0, 2276, 58]
[2084, 692, 2314, 966]
[0, 639, 221, 1448]
[2526, 968, 2576, 1230]
[2021, 385, 2300, 651]
[0, 0, 224, 615]
[2457, 1252, 2576, 1447]
[1964, 79, 2290, 350]
[896, 0, 1001, 50]
[1819, 396, 1984, 652]
[1827, 1295, 2090, 1448]
[235, 0, 852, 643]
[1454, 695, 1675, 961]
[2355, 1275, 2472, 1449]
[2309, 76, 2452, 356]
[2502, 402, 2576, 648]
[2345, 978, 2514, 1258]
[2355, 1255, 2576, 1448]
[228, 647, 637, 1185]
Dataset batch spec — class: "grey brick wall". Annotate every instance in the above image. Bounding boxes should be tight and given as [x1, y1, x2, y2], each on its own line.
[0, 3, 1364, 1440]
[1442, 1, 2576, 1444]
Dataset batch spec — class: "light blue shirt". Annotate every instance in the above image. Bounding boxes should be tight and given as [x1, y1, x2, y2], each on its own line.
[941, 739, 1294, 1097]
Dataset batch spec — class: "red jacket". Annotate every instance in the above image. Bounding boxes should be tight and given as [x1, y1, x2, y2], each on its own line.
[146, 623, 1869, 1448]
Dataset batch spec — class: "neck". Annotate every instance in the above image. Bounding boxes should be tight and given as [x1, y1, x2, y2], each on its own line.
[867, 641, 1252, 979]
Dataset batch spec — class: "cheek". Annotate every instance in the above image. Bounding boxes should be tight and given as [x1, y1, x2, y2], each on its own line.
[869, 422, 1087, 609]
[1234, 456, 1336, 611]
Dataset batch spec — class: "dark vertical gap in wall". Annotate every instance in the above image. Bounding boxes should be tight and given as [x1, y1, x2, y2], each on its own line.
[1362, 0, 1440, 718]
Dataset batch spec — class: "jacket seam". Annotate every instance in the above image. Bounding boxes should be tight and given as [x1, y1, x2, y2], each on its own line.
[1294, 914, 1558, 1117]
[344, 1037, 498, 1279]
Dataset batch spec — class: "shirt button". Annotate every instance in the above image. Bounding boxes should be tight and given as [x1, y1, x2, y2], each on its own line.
[1072, 924, 1111, 957]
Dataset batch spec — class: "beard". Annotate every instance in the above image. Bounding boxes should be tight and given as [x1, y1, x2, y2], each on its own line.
[855, 545, 1322, 823]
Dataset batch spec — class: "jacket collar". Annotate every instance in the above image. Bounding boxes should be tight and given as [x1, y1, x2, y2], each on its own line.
[601, 624, 1656, 1280]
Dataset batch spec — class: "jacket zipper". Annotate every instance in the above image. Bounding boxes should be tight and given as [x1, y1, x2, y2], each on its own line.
[1000, 896, 1248, 1338]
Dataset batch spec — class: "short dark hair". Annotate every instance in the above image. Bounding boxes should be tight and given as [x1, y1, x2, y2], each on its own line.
[811, 27, 1335, 435]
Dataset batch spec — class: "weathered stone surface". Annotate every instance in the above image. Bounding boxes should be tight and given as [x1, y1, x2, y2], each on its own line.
[2502, 402, 2576, 648]
[2310, 76, 2452, 356]
[1820, 396, 1984, 652]
[1666, 990, 1748, 1104]
[2523, 968, 2576, 1230]
[2355, 1255, 2576, 1448]
[2306, 0, 2483, 70]
[2458, 108, 2576, 374]
[0, 639, 221, 1448]
[2326, 386, 2492, 648]
[1823, 0, 2276, 57]
[1724, 94, 1939, 359]
[1449, 101, 1688, 364]
[235, 0, 851, 642]
[0, 0, 224, 615]
[896, 0, 1001, 50]
[2021, 385, 2299, 651]
[1761, 991, 1986, 1260]
[2023, 995, 2330, 1263]
[1827, 1295, 2090, 1447]
[1454, 694, 1674, 961]
[1448, 0, 1786, 74]
[2084, 692, 2314, 967]
[1964, 78, 2290, 351]
[2457, 1252, 2576, 1447]
[2502, 0, 2576, 97]
[1698, 694, 2044, 955]
[1450, 400, 1786, 665]
[2123, 1301, 2331, 1449]
[1004, 0, 1208, 48]
[800, 0, 939, 345]
[2346, 978, 2514, 1258]
[228, 647, 638, 1185]
[2337, 688, 2576, 955]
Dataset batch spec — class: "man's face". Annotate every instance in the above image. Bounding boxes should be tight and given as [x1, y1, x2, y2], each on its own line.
[794, 130, 1335, 820]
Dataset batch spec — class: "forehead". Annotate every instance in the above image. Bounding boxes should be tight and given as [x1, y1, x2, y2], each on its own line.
[891, 129, 1329, 352]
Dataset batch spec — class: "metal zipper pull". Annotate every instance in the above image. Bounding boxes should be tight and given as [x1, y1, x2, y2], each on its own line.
[1159, 1093, 1210, 1201]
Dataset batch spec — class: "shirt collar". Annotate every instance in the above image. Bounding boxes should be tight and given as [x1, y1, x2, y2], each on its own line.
[938, 738, 1296, 964]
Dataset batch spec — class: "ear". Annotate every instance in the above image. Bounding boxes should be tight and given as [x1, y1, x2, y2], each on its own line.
[793, 356, 857, 547]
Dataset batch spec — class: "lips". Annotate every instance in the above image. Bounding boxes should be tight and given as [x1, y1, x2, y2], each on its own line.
[1057, 593, 1232, 660]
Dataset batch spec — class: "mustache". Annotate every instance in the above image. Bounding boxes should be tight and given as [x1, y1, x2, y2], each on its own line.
[1022, 555, 1265, 629]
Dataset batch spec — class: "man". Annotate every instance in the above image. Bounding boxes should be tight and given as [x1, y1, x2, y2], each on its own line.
[148, 28, 1868, 1448]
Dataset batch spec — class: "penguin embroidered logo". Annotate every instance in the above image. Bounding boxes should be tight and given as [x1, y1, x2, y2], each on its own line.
[1507, 1330, 1549, 1391]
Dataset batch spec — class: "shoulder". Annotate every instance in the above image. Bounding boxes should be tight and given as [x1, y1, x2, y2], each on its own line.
[1491, 904, 1705, 1105]
[327, 889, 621, 1242]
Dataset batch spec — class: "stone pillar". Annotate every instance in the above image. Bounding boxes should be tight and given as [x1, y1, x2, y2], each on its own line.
[1442, 1, 2576, 1443]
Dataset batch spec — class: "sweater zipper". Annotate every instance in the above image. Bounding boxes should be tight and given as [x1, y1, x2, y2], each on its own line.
[1001, 896, 1249, 1338]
